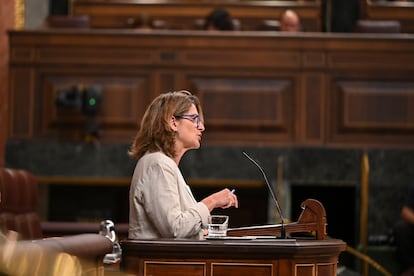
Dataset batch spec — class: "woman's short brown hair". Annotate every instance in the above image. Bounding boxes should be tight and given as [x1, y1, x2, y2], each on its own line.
[128, 90, 204, 159]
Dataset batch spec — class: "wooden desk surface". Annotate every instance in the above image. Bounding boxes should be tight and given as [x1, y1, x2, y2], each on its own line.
[121, 237, 346, 257]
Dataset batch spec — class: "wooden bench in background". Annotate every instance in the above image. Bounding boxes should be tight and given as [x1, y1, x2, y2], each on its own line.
[361, 0, 414, 33]
[70, 0, 322, 31]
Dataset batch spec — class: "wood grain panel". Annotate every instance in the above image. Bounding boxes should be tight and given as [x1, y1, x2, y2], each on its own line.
[299, 73, 325, 144]
[145, 261, 206, 276]
[40, 73, 150, 141]
[302, 51, 326, 68]
[339, 81, 414, 131]
[295, 264, 315, 276]
[9, 68, 34, 138]
[183, 50, 300, 69]
[327, 79, 414, 146]
[211, 262, 273, 276]
[10, 47, 35, 62]
[157, 71, 179, 94]
[190, 77, 294, 144]
[327, 52, 414, 70]
[37, 47, 156, 65]
[317, 263, 336, 276]
[7, 30, 414, 147]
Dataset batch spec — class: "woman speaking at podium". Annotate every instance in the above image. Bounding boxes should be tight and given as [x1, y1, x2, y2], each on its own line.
[128, 90, 238, 240]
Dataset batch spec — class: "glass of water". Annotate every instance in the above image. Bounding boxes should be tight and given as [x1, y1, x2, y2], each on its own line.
[207, 215, 229, 237]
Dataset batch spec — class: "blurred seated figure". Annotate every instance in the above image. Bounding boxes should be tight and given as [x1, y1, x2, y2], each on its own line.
[394, 186, 414, 275]
[280, 9, 302, 32]
[127, 13, 169, 30]
[203, 7, 235, 31]
[133, 13, 154, 30]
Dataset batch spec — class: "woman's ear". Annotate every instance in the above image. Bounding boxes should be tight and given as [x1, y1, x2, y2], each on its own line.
[170, 116, 178, 132]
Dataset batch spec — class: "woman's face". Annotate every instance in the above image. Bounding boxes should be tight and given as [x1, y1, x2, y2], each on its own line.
[174, 104, 205, 152]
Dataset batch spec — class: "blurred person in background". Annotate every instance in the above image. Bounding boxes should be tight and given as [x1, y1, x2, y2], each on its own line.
[280, 9, 301, 32]
[203, 7, 235, 31]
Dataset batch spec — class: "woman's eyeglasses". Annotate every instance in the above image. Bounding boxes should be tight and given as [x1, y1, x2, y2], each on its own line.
[175, 114, 201, 128]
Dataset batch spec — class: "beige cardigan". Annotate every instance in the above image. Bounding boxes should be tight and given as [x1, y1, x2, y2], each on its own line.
[128, 151, 210, 240]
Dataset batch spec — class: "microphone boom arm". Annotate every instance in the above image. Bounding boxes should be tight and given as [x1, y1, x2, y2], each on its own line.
[243, 152, 286, 238]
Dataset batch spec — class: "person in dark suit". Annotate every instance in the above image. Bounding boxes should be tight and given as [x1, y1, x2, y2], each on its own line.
[203, 7, 234, 31]
[394, 187, 414, 275]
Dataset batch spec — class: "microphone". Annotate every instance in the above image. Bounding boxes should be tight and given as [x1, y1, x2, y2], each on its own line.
[242, 151, 286, 238]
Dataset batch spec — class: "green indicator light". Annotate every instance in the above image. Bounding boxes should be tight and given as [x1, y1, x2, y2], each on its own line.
[89, 98, 96, 106]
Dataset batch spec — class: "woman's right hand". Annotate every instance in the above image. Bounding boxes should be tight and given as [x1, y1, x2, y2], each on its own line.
[201, 188, 238, 211]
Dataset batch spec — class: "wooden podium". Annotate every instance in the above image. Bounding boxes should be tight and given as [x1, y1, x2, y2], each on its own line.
[120, 199, 346, 276]
[120, 238, 346, 276]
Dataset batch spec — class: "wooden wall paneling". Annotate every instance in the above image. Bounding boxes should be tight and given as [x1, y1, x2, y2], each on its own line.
[341, 81, 414, 132]
[0, 0, 18, 165]
[9, 68, 35, 139]
[340, 81, 414, 131]
[189, 76, 295, 145]
[328, 79, 414, 146]
[298, 51, 326, 144]
[8, 46, 37, 139]
[40, 71, 152, 142]
[182, 48, 301, 70]
[182, 46, 301, 145]
[322, 39, 414, 146]
[298, 73, 325, 144]
[42, 74, 84, 140]
[326, 51, 414, 72]
[156, 70, 182, 95]
[36, 45, 156, 66]
[8, 30, 414, 147]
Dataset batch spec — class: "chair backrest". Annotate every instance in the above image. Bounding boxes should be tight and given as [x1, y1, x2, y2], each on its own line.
[45, 15, 90, 28]
[355, 20, 401, 33]
[259, 20, 281, 31]
[0, 168, 42, 239]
